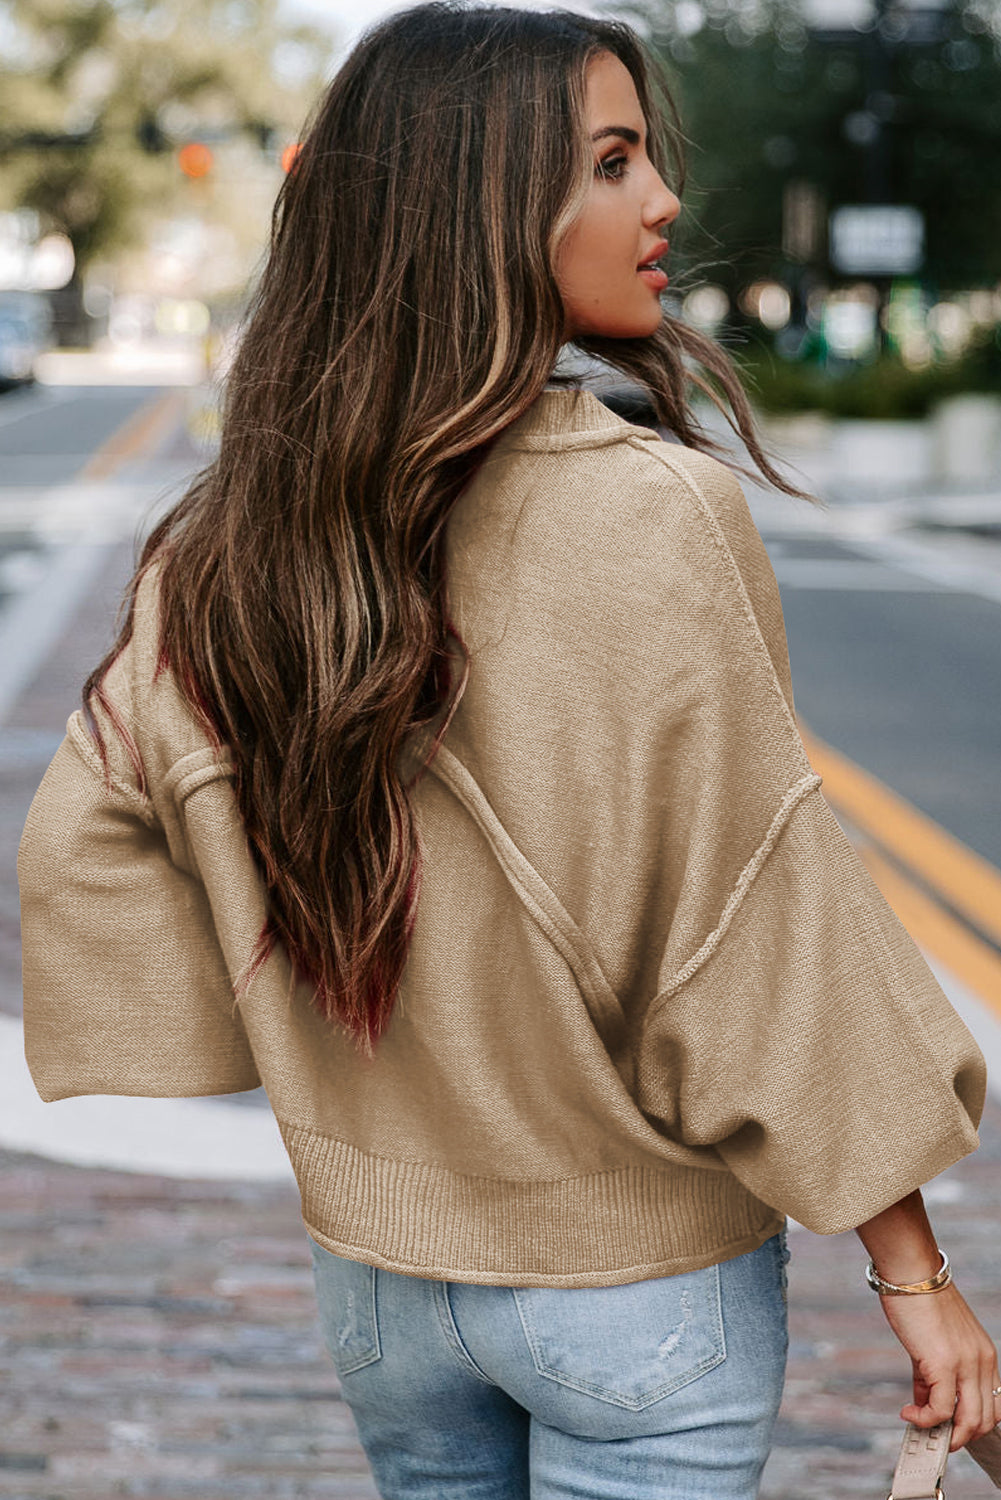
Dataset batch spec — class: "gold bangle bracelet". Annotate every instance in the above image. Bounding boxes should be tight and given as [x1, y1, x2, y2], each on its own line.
[865, 1250, 953, 1295]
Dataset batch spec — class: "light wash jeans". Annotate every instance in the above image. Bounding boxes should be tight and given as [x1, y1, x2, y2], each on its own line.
[309, 1230, 790, 1499]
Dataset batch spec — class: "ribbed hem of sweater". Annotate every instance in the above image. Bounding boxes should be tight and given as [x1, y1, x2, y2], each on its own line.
[280, 1120, 784, 1287]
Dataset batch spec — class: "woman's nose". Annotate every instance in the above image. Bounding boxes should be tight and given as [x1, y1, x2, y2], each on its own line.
[645, 177, 681, 230]
[656, 187, 682, 228]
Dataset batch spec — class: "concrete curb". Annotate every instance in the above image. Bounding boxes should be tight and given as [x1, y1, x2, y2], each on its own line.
[0, 1013, 294, 1181]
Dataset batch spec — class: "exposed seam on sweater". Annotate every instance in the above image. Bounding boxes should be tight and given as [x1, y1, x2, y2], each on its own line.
[426, 742, 627, 1052]
[624, 436, 809, 753]
[504, 426, 656, 453]
[647, 773, 822, 1020]
[278, 1117, 727, 1186]
[163, 746, 235, 804]
[66, 711, 156, 825]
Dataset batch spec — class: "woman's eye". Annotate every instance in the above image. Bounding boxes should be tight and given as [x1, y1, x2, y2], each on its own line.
[596, 153, 627, 181]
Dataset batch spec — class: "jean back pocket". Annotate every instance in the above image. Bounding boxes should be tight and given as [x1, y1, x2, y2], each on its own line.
[512, 1263, 725, 1410]
[309, 1240, 382, 1376]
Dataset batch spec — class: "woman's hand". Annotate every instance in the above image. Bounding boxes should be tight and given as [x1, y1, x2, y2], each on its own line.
[854, 1188, 1001, 1451]
[877, 1282, 1000, 1450]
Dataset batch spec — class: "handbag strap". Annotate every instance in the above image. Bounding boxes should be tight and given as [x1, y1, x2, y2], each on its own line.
[889, 1421, 951, 1499]
[889, 1420, 1001, 1497]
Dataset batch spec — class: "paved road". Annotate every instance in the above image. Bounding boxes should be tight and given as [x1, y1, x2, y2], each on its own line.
[0, 384, 161, 486]
[0, 386, 153, 617]
[1, 384, 1000, 1499]
[711, 401, 1001, 872]
[765, 532, 1001, 872]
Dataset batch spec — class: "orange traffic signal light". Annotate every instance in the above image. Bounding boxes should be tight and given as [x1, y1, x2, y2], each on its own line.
[178, 142, 213, 179]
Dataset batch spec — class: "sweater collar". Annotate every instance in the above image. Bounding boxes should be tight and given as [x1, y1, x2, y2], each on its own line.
[497, 387, 647, 452]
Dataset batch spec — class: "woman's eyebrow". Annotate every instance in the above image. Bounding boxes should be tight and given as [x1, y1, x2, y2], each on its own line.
[591, 125, 641, 145]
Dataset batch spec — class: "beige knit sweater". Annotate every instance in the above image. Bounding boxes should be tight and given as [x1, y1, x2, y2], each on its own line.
[19, 388, 985, 1287]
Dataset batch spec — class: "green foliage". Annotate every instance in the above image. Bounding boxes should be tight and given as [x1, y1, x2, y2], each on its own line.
[735, 325, 1001, 418]
[0, 0, 334, 274]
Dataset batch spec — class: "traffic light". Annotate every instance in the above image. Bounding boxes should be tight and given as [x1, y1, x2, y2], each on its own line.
[177, 142, 213, 179]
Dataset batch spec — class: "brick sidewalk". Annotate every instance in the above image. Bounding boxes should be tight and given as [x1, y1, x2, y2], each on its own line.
[2, 414, 999, 1498]
[1, 1151, 375, 1499]
[3, 1108, 1000, 1498]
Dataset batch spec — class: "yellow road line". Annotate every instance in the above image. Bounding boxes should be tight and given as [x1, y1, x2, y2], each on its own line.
[79, 389, 187, 481]
[857, 842, 1001, 1022]
[800, 722, 1001, 951]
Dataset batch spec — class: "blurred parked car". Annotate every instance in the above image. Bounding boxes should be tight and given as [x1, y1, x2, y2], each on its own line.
[0, 292, 52, 388]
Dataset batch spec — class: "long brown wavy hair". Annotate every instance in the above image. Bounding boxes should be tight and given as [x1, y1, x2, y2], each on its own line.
[86, 1, 817, 1055]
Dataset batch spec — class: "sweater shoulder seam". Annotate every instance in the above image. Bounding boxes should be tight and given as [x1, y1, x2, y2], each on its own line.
[65, 710, 158, 826]
[623, 435, 807, 751]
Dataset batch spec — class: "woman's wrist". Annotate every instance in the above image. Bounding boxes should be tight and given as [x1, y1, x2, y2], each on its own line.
[853, 1188, 945, 1286]
[868, 1245, 946, 1286]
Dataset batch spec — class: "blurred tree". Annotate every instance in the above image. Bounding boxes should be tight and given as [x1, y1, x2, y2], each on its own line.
[626, 0, 1001, 307]
[0, 0, 333, 341]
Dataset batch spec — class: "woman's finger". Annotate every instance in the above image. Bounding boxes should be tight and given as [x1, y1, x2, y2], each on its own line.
[985, 1369, 1001, 1438]
[969, 1362, 1001, 1445]
[950, 1368, 993, 1450]
[901, 1377, 957, 1433]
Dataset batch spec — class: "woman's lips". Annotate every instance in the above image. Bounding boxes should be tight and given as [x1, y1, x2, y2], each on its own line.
[638, 265, 669, 290]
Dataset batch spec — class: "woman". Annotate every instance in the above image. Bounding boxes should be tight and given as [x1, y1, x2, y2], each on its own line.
[19, 4, 1000, 1497]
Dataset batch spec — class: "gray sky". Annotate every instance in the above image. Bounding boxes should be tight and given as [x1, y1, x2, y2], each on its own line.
[284, 0, 628, 64]
[282, 0, 877, 64]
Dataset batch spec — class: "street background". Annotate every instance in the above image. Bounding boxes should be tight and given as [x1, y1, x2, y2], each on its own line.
[2, 0, 1001, 1494]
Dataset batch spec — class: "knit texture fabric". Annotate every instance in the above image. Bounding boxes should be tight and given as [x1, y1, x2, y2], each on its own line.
[18, 389, 985, 1286]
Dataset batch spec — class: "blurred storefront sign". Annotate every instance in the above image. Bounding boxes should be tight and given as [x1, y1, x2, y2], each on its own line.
[829, 204, 925, 276]
[801, 0, 878, 27]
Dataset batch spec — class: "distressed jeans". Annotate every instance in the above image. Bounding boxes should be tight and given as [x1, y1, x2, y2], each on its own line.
[309, 1230, 789, 1499]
